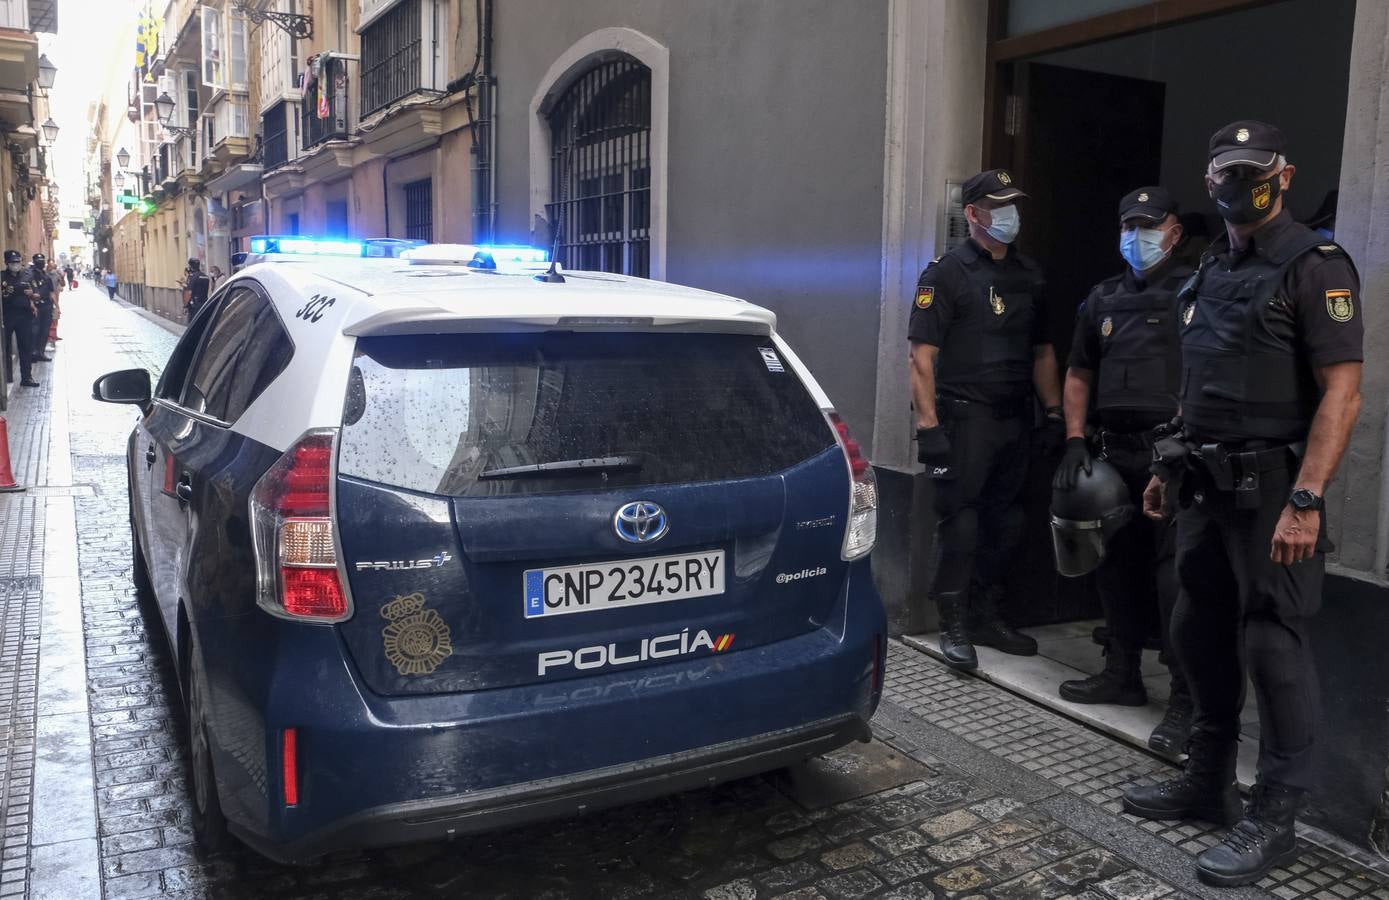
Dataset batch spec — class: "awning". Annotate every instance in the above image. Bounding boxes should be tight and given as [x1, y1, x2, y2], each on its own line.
[206, 163, 264, 195]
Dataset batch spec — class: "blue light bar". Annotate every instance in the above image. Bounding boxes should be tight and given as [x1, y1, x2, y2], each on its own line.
[478, 244, 549, 263]
[362, 238, 425, 258]
[248, 235, 365, 257]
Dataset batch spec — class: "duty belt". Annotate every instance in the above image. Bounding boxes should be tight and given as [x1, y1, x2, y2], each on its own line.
[938, 396, 1030, 420]
[1190, 441, 1305, 509]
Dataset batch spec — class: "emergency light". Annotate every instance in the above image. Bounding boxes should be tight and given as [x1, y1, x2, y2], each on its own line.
[248, 235, 365, 257]
[399, 243, 549, 267]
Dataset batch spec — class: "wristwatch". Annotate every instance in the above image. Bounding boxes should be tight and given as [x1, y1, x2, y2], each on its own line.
[1288, 488, 1325, 512]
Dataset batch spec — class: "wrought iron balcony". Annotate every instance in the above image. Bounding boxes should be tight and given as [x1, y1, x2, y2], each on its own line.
[301, 55, 350, 150]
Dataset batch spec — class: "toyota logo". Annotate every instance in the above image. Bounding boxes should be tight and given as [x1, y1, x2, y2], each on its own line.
[614, 501, 668, 544]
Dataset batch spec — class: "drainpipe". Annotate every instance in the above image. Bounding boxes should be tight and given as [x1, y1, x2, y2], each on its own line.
[472, 0, 494, 244]
[1375, 396, 1389, 575]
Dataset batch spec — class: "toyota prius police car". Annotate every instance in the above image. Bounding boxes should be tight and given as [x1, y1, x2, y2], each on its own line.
[94, 235, 887, 862]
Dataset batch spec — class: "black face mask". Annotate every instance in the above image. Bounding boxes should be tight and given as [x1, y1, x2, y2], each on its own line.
[1212, 171, 1282, 225]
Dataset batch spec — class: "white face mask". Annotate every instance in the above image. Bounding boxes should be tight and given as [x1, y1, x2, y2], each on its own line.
[5, 264, 18, 273]
[984, 205, 1020, 244]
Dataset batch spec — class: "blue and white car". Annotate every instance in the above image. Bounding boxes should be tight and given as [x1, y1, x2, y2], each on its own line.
[94, 240, 887, 862]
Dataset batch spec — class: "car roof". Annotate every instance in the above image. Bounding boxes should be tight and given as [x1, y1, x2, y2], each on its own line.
[227, 257, 779, 337]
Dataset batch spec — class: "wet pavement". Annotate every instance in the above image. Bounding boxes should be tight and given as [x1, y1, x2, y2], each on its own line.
[7, 285, 1389, 899]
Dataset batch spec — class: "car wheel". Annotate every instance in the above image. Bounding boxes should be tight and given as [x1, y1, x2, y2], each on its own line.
[187, 655, 230, 853]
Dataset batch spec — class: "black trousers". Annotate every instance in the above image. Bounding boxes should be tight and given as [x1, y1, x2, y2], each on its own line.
[3, 314, 32, 384]
[1171, 463, 1324, 791]
[32, 304, 51, 357]
[1096, 439, 1186, 697]
[929, 404, 1029, 599]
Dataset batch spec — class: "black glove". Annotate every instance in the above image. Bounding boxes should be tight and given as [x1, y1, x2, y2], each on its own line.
[1035, 412, 1066, 457]
[1052, 437, 1093, 490]
[916, 425, 953, 478]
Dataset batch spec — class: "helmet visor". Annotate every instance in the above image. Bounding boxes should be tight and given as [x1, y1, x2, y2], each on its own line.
[1050, 515, 1106, 578]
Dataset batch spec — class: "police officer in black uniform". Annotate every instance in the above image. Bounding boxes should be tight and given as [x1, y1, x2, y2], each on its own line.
[1054, 187, 1192, 753]
[909, 169, 1063, 670]
[1, 250, 37, 388]
[184, 258, 211, 320]
[1122, 122, 1364, 887]
[29, 253, 53, 363]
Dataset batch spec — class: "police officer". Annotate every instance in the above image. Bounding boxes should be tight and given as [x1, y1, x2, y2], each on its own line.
[183, 258, 211, 320]
[29, 254, 53, 363]
[1, 250, 37, 388]
[908, 169, 1063, 670]
[1054, 187, 1192, 753]
[1122, 121, 1363, 887]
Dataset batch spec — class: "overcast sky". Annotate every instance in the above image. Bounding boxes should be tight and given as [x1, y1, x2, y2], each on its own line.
[49, 0, 139, 210]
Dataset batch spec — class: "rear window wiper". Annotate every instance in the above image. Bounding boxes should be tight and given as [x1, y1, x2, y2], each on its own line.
[478, 455, 643, 480]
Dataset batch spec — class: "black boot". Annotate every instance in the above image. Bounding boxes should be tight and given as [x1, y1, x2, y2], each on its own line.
[1059, 643, 1147, 706]
[935, 591, 977, 671]
[1195, 784, 1301, 886]
[970, 587, 1037, 656]
[1148, 689, 1193, 756]
[1122, 736, 1241, 826]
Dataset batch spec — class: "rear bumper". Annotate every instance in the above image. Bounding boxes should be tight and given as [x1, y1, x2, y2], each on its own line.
[234, 714, 867, 864]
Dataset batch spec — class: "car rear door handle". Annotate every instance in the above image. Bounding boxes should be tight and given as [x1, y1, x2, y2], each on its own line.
[144, 446, 156, 466]
[175, 475, 193, 504]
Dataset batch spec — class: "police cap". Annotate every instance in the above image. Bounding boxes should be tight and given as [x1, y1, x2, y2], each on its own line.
[1209, 120, 1285, 171]
[1118, 186, 1176, 224]
[3, 250, 20, 264]
[961, 169, 1027, 206]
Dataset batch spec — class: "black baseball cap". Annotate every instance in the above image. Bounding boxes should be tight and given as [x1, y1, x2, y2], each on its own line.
[961, 169, 1026, 206]
[1118, 186, 1176, 224]
[1209, 120, 1285, 171]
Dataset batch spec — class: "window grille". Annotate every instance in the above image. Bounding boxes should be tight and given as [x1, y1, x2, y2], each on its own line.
[360, 0, 422, 117]
[403, 178, 432, 241]
[547, 57, 652, 277]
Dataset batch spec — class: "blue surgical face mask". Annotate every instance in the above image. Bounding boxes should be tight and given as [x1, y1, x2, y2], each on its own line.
[1119, 226, 1170, 272]
[984, 205, 1020, 244]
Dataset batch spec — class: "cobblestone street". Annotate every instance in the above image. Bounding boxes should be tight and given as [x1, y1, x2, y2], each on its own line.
[5, 285, 1388, 899]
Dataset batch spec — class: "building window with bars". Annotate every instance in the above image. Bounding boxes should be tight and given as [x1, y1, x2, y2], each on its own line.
[262, 101, 289, 170]
[403, 178, 432, 241]
[361, 0, 424, 117]
[547, 57, 652, 278]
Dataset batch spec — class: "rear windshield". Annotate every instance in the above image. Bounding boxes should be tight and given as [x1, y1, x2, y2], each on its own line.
[338, 331, 835, 497]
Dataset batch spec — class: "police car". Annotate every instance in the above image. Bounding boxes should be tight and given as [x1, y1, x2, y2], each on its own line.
[93, 237, 887, 862]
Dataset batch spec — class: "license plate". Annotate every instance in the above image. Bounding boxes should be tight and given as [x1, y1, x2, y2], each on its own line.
[523, 550, 725, 619]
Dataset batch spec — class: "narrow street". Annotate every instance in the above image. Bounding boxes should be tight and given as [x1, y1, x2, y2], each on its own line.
[0, 284, 1382, 899]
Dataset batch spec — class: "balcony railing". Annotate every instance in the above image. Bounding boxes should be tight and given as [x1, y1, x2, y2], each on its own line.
[301, 55, 350, 149]
[261, 100, 289, 170]
[360, 0, 421, 117]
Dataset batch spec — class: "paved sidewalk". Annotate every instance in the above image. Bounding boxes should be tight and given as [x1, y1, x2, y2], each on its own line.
[9, 289, 1389, 899]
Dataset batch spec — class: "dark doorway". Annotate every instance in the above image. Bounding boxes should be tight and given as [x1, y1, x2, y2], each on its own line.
[992, 62, 1166, 626]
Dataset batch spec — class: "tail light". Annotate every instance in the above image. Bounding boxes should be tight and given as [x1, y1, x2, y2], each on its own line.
[827, 411, 877, 560]
[250, 430, 351, 622]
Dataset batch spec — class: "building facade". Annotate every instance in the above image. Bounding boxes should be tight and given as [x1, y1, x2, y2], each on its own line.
[95, 0, 486, 320]
[0, 0, 59, 266]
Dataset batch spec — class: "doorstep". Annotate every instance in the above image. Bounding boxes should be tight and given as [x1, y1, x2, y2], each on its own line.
[902, 620, 1259, 791]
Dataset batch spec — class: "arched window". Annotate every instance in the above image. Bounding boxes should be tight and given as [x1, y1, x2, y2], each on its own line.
[547, 57, 651, 277]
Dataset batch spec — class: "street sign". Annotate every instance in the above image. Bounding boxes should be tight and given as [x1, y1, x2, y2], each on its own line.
[116, 193, 140, 206]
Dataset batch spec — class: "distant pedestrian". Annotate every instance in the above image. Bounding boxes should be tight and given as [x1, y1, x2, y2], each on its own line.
[183, 258, 210, 320]
[103, 269, 117, 300]
[28, 254, 53, 363]
[2, 250, 38, 387]
[209, 265, 224, 290]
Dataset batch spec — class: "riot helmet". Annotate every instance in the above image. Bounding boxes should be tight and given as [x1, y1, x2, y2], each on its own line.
[1050, 457, 1135, 577]
[31, 253, 43, 266]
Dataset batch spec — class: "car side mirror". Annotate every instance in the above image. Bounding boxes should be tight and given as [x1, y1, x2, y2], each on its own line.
[92, 369, 152, 405]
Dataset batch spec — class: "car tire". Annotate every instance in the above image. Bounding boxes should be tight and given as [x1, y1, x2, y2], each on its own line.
[186, 655, 230, 853]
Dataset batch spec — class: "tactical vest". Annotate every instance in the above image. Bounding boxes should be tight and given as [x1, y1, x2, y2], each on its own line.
[0, 272, 31, 317]
[1180, 225, 1333, 442]
[1088, 264, 1190, 417]
[934, 244, 1041, 397]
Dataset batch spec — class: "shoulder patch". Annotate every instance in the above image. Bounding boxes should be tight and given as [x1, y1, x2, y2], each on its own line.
[1317, 244, 1341, 255]
[915, 286, 934, 309]
[1326, 289, 1354, 323]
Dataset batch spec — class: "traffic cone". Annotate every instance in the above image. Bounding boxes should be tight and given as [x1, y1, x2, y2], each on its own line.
[0, 417, 23, 492]
[48, 313, 57, 343]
